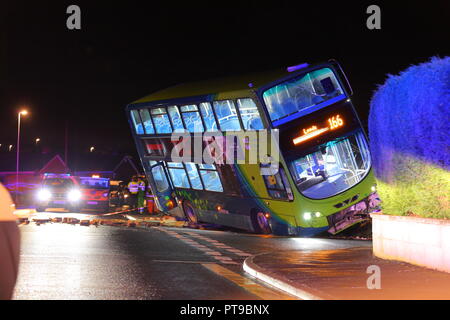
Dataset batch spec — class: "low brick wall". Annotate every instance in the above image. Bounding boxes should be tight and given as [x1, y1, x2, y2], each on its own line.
[371, 213, 450, 273]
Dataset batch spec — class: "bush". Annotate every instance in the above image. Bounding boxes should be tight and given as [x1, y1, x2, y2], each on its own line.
[369, 57, 450, 218]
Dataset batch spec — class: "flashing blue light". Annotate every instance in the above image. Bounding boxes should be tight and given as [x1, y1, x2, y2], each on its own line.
[287, 63, 309, 73]
[44, 173, 71, 177]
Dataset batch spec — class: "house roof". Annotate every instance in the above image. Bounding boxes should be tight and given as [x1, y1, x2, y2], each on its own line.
[0, 152, 141, 175]
[68, 153, 138, 172]
[0, 153, 67, 173]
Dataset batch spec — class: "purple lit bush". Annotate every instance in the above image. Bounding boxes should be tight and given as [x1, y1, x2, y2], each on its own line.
[369, 57, 450, 218]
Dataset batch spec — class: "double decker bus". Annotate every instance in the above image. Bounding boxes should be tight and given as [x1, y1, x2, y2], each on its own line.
[126, 60, 380, 236]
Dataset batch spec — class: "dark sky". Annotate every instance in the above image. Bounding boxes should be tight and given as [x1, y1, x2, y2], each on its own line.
[1, 1, 449, 159]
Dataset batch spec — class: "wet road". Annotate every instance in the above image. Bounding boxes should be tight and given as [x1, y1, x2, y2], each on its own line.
[14, 215, 371, 300]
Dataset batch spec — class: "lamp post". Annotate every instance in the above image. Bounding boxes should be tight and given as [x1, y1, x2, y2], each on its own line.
[16, 110, 28, 204]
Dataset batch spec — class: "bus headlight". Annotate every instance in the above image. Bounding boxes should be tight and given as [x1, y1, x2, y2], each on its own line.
[315, 212, 322, 218]
[371, 185, 377, 192]
[37, 189, 51, 201]
[304, 212, 312, 220]
[68, 189, 82, 202]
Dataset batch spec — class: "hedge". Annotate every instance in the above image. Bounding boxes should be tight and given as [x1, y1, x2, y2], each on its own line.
[369, 57, 450, 218]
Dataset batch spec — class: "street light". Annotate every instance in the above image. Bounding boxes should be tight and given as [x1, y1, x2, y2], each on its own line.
[35, 138, 41, 144]
[16, 110, 28, 204]
[90, 146, 95, 152]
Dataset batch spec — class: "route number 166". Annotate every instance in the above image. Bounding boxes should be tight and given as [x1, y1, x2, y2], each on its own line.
[328, 115, 344, 130]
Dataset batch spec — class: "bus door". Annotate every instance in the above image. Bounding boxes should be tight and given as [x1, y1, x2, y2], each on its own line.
[147, 162, 175, 212]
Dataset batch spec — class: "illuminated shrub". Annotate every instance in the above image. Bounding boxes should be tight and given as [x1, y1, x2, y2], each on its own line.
[369, 57, 450, 218]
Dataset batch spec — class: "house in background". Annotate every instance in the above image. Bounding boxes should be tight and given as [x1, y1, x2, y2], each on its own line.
[71, 154, 141, 181]
[0, 152, 142, 206]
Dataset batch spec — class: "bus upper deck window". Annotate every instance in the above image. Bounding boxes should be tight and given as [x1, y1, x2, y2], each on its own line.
[151, 108, 172, 134]
[139, 109, 155, 134]
[200, 102, 218, 132]
[213, 100, 241, 131]
[236, 99, 264, 130]
[131, 110, 144, 135]
[180, 105, 204, 133]
[168, 106, 184, 132]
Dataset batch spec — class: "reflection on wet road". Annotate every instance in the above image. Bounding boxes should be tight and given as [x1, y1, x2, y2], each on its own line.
[14, 219, 370, 300]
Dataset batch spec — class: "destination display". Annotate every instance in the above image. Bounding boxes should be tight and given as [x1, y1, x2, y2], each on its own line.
[280, 101, 360, 154]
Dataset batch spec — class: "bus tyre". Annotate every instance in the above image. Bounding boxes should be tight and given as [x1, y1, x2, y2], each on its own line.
[251, 211, 272, 234]
[182, 201, 198, 224]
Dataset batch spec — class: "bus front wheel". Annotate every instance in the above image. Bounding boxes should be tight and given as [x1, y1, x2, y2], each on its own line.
[251, 211, 272, 234]
[182, 201, 198, 224]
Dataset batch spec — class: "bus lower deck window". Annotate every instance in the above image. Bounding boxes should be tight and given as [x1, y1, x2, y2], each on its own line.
[185, 163, 203, 190]
[198, 164, 223, 192]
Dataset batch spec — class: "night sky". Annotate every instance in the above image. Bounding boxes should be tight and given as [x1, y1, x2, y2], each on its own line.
[1, 1, 449, 161]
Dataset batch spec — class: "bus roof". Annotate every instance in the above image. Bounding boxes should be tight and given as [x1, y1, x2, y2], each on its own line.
[131, 68, 295, 105]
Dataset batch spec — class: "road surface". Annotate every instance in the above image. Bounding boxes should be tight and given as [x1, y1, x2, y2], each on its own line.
[14, 212, 371, 300]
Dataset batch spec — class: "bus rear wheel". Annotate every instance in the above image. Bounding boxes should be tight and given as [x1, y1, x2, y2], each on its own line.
[251, 211, 272, 234]
[182, 201, 198, 224]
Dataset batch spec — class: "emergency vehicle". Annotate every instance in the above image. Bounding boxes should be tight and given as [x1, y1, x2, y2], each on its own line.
[78, 176, 111, 212]
[35, 173, 82, 212]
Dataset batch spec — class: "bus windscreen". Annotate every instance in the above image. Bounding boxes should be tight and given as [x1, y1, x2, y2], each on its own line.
[263, 67, 344, 123]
